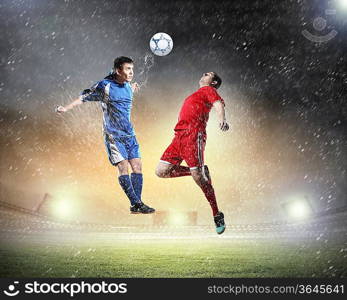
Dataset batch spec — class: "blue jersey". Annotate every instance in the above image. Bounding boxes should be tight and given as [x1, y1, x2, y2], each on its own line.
[81, 75, 135, 138]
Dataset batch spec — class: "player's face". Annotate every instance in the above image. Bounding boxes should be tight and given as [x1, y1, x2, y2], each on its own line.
[116, 63, 134, 82]
[199, 72, 214, 86]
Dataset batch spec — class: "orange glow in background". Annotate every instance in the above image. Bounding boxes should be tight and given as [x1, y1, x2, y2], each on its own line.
[0, 81, 317, 224]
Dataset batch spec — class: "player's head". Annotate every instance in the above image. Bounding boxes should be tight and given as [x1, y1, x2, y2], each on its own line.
[113, 56, 134, 83]
[199, 72, 222, 89]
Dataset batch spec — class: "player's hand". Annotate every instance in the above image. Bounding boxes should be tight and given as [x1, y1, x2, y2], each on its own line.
[55, 105, 67, 114]
[219, 121, 229, 132]
[131, 82, 140, 93]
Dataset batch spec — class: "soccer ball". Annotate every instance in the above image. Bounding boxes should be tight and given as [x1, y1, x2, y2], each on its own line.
[149, 32, 173, 56]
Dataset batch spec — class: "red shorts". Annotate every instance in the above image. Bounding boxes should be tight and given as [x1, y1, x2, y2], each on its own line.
[160, 130, 206, 169]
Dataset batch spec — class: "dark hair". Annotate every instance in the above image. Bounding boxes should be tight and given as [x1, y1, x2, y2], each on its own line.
[113, 56, 134, 70]
[212, 72, 222, 89]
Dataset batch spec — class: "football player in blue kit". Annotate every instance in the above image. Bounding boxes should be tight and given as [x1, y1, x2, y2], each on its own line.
[56, 56, 155, 214]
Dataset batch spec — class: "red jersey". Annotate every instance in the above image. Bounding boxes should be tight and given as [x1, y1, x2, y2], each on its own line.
[174, 86, 224, 132]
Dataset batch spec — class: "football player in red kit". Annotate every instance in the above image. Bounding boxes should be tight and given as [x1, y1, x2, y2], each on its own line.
[155, 72, 229, 234]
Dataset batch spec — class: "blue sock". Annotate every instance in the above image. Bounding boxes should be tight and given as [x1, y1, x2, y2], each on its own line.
[131, 173, 143, 201]
[118, 175, 140, 206]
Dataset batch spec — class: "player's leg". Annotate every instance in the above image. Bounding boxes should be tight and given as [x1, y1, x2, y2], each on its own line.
[155, 161, 191, 178]
[156, 133, 189, 178]
[129, 157, 142, 173]
[203, 165, 212, 184]
[183, 131, 225, 234]
[128, 137, 143, 199]
[117, 159, 142, 206]
[184, 131, 217, 213]
[190, 168, 225, 234]
[117, 159, 129, 175]
[128, 137, 155, 214]
[128, 158, 142, 199]
[190, 168, 219, 216]
[104, 133, 140, 207]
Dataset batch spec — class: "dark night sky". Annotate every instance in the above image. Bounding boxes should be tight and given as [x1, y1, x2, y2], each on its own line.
[0, 0, 346, 223]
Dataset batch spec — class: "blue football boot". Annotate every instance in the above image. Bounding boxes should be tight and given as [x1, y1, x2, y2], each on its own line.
[214, 211, 226, 234]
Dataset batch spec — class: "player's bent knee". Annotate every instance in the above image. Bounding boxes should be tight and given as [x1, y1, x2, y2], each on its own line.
[117, 160, 129, 175]
[132, 165, 142, 173]
[129, 158, 142, 173]
[155, 164, 167, 178]
[191, 170, 207, 185]
[155, 167, 164, 178]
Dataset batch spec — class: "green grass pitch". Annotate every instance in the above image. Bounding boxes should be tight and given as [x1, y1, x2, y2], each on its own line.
[0, 235, 345, 277]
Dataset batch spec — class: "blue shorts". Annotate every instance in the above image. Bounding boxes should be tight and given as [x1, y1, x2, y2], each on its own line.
[104, 133, 141, 166]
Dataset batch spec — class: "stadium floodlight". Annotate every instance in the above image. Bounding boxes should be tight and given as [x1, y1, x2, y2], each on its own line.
[152, 211, 197, 226]
[53, 200, 72, 219]
[338, 0, 347, 9]
[287, 200, 311, 220]
[168, 212, 187, 226]
[281, 195, 313, 221]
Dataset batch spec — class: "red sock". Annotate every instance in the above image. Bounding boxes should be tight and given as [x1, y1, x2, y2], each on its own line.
[168, 165, 191, 178]
[200, 183, 219, 216]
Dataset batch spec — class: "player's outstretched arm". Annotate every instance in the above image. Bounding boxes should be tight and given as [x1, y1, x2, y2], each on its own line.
[213, 100, 229, 132]
[55, 97, 83, 114]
